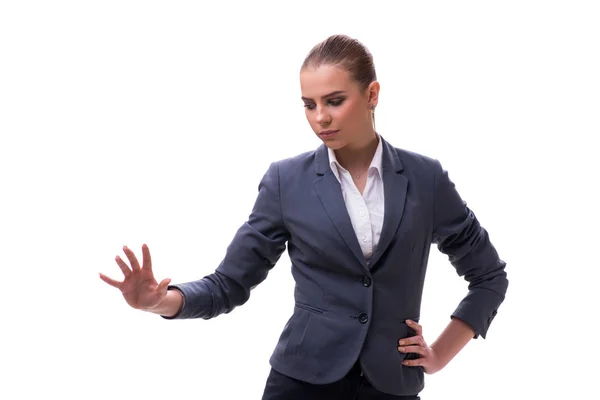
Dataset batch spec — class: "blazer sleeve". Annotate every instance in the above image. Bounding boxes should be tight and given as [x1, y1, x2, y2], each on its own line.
[431, 160, 508, 338]
[162, 161, 290, 320]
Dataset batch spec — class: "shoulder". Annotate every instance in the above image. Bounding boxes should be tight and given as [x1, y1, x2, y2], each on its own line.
[398, 147, 438, 166]
[385, 141, 444, 177]
[269, 147, 320, 175]
[253, 148, 319, 190]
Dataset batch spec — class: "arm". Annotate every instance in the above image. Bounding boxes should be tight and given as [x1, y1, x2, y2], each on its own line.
[429, 317, 475, 366]
[399, 163, 507, 372]
[163, 161, 290, 320]
[431, 160, 509, 339]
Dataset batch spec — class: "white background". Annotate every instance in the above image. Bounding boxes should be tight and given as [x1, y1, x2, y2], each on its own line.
[1, 1, 598, 399]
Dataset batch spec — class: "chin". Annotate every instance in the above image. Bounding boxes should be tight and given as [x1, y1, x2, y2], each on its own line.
[318, 136, 346, 149]
[322, 141, 346, 150]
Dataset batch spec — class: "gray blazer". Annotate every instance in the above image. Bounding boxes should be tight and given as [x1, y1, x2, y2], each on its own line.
[165, 136, 508, 396]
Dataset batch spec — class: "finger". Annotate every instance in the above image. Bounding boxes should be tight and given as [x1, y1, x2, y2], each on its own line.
[142, 244, 152, 272]
[406, 319, 423, 335]
[398, 345, 426, 356]
[115, 255, 132, 277]
[403, 358, 425, 367]
[398, 335, 425, 347]
[123, 246, 141, 271]
[99, 272, 122, 288]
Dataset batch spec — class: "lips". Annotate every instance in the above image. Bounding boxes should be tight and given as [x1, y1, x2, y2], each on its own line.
[319, 129, 339, 139]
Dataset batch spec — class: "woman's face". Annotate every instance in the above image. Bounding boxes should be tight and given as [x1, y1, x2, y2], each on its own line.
[300, 64, 377, 150]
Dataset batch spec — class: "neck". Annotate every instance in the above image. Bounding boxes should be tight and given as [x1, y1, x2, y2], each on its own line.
[334, 132, 379, 173]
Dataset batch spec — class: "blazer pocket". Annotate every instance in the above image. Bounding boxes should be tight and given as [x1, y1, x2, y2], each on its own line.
[295, 302, 324, 315]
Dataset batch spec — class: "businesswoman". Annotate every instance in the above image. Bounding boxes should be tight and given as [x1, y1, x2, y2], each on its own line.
[100, 34, 508, 399]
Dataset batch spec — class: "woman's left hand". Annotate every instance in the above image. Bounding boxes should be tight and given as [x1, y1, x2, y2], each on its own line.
[398, 319, 445, 375]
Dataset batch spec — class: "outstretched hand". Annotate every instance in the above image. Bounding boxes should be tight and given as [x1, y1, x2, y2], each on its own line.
[99, 244, 171, 311]
[398, 319, 445, 375]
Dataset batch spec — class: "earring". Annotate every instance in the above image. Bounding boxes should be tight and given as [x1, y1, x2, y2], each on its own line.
[370, 105, 376, 131]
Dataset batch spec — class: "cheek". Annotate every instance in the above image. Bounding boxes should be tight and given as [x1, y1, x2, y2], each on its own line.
[335, 103, 359, 125]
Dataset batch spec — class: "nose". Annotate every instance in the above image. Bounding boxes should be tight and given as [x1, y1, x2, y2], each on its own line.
[316, 106, 331, 126]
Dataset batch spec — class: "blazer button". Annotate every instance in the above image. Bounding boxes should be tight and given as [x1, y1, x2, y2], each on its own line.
[358, 313, 369, 324]
[362, 276, 372, 287]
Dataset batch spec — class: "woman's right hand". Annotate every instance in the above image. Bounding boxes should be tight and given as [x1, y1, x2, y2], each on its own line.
[99, 244, 171, 311]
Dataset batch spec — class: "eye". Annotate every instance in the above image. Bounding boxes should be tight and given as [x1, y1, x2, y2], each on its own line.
[303, 103, 316, 110]
[328, 98, 345, 106]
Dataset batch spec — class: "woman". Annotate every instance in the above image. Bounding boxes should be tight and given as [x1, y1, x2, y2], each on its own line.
[100, 34, 508, 399]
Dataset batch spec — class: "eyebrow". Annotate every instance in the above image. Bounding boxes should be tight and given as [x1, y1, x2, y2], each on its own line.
[301, 90, 346, 102]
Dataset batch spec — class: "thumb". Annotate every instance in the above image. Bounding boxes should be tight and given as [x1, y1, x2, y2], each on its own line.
[158, 278, 172, 291]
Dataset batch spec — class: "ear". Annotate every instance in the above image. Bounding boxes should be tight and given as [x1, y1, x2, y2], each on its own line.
[366, 81, 380, 108]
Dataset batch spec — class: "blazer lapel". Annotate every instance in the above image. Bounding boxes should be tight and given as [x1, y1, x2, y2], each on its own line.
[312, 138, 407, 270]
[313, 145, 367, 269]
[369, 139, 408, 268]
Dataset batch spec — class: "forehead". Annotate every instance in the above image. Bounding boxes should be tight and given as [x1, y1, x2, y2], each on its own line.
[300, 64, 357, 98]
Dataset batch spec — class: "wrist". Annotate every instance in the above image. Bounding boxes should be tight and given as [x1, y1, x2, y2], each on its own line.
[429, 343, 450, 369]
[145, 289, 184, 316]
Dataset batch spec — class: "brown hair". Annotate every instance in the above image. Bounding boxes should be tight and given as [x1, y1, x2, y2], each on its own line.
[301, 34, 377, 91]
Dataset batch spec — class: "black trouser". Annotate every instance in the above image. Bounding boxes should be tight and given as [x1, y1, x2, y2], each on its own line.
[262, 361, 421, 400]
